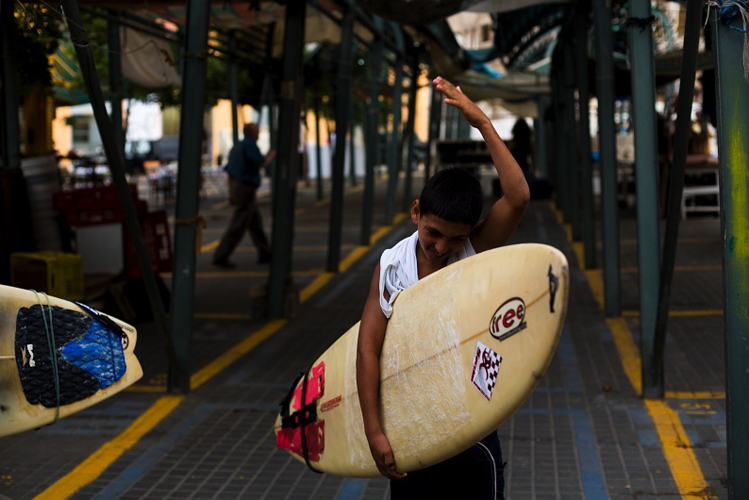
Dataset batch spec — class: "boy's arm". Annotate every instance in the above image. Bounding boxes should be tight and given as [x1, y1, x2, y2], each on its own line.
[434, 77, 530, 252]
[356, 263, 407, 480]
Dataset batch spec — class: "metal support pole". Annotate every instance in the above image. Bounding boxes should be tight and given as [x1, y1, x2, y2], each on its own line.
[1, 0, 21, 170]
[349, 92, 357, 186]
[269, 1, 306, 316]
[553, 54, 569, 215]
[654, 0, 703, 400]
[575, 11, 596, 268]
[593, 0, 621, 316]
[628, 0, 661, 398]
[108, 11, 124, 156]
[713, 9, 749, 498]
[402, 62, 419, 212]
[360, 34, 383, 246]
[166, 0, 211, 392]
[385, 58, 404, 224]
[314, 95, 324, 200]
[564, 39, 580, 237]
[326, 7, 354, 272]
[59, 0, 176, 385]
[229, 31, 240, 146]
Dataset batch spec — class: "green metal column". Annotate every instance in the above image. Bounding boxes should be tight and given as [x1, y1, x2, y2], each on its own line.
[360, 32, 383, 246]
[60, 0, 175, 387]
[314, 94, 324, 200]
[1, 0, 21, 170]
[349, 91, 357, 186]
[713, 9, 749, 498]
[564, 38, 580, 237]
[327, 7, 354, 272]
[628, 0, 661, 398]
[108, 11, 124, 155]
[269, 1, 306, 316]
[551, 73, 567, 212]
[553, 51, 570, 216]
[385, 57, 404, 224]
[593, 0, 621, 316]
[402, 61, 419, 212]
[167, 0, 212, 391]
[575, 10, 596, 268]
[229, 31, 240, 146]
[655, 0, 703, 399]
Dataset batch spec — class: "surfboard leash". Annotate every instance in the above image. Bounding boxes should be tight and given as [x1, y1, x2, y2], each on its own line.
[30, 290, 61, 424]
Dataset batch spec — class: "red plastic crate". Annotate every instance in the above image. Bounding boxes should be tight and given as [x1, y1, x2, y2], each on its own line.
[124, 210, 173, 279]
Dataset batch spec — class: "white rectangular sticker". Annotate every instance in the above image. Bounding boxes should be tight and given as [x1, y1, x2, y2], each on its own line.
[470, 341, 502, 401]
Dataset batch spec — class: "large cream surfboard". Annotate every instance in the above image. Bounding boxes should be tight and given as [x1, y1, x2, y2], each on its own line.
[0, 284, 142, 438]
[274, 243, 569, 477]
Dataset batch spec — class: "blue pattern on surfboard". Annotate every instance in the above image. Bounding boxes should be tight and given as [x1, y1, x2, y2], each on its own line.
[61, 317, 126, 389]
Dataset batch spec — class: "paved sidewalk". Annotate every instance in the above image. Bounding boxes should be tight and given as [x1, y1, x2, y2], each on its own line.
[0, 175, 727, 499]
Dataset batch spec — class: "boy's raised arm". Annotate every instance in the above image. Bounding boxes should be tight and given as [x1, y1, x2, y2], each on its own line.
[356, 263, 407, 480]
[433, 76, 530, 252]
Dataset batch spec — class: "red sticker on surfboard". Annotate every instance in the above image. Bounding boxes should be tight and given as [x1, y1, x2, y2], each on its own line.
[470, 341, 502, 401]
[489, 297, 527, 341]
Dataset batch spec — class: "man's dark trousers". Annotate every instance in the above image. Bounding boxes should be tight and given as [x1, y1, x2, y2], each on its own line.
[214, 179, 270, 262]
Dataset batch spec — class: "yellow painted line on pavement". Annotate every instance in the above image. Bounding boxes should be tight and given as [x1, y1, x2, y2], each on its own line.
[606, 317, 642, 394]
[201, 239, 220, 253]
[551, 202, 713, 496]
[666, 391, 726, 400]
[300, 272, 335, 303]
[35, 396, 184, 500]
[191, 319, 287, 389]
[645, 400, 716, 498]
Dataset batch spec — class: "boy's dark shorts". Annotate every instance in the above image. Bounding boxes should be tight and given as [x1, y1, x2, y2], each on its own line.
[390, 432, 504, 500]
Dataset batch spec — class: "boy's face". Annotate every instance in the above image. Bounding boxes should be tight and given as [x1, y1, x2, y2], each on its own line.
[411, 200, 473, 264]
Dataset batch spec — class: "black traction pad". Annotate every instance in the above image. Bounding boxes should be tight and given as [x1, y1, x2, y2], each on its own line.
[14, 305, 100, 407]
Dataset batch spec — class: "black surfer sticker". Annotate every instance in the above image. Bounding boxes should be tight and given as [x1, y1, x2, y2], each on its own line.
[489, 297, 527, 341]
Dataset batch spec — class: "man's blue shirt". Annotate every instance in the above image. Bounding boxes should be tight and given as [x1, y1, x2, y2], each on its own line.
[225, 137, 265, 187]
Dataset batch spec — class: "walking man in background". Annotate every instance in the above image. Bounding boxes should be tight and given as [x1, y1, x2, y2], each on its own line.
[212, 123, 274, 268]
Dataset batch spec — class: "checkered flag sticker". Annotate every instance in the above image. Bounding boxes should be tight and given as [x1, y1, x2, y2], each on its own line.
[470, 341, 503, 401]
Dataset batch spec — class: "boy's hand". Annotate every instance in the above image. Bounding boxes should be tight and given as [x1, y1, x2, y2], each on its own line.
[433, 76, 490, 129]
[367, 431, 407, 480]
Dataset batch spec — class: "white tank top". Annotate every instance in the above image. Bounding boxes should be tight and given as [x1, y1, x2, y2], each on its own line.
[378, 230, 476, 318]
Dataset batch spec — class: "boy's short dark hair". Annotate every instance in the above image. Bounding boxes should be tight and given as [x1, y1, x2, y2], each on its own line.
[419, 167, 483, 226]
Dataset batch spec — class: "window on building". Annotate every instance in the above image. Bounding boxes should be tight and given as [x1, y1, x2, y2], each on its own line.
[71, 117, 90, 143]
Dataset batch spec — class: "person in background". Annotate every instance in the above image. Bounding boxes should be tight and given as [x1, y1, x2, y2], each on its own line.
[212, 123, 274, 268]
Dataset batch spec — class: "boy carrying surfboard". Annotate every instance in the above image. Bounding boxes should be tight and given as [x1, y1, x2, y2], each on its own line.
[356, 76, 530, 499]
